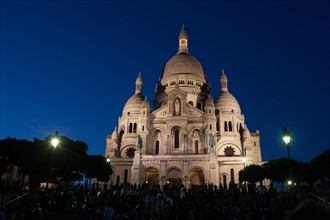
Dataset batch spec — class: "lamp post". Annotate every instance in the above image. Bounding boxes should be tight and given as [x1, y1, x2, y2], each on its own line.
[282, 127, 292, 188]
[241, 156, 247, 190]
[46, 132, 60, 190]
[106, 155, 112, 189]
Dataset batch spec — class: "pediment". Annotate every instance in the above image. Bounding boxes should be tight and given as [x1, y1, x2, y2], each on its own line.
[167, 86, 187, 101]
[186, 105, 205, 117]
[151, 103, 169, 118]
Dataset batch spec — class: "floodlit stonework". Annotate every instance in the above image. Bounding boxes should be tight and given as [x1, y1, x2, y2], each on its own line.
[104, 26, 262, 188]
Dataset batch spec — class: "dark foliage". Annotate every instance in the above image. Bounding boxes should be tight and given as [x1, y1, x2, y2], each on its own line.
[0, 135, 112, 185]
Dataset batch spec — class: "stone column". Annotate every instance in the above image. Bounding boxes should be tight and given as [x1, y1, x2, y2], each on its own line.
[131, 149, 141, 185]
[209, 148, 219, 185]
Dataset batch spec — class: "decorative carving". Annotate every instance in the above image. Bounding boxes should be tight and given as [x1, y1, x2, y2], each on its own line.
[188, 120, 204, 124]
[126, 147, 136, 158]
[224, 146, 235, 156]
[151, 121, 166, 124]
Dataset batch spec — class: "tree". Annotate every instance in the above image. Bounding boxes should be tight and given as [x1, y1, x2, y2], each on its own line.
[83, 155, 112, 186]
[263, 158, 314, 185]
[263, 158, 291, 183]
[0, 138, 37, 185]
[0, 138, 18, 176]
[239, 164, 266, 184]
[310, 149, 330, 178]
[0, 136, 114, 188]
[0, 135, 89, 185]
[44, 135, 88, 183]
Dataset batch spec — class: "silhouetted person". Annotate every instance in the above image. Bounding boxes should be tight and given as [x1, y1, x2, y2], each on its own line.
[103, 200, 115, 220]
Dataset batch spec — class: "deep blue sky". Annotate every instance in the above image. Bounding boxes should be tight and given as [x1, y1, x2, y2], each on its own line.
[1, 0, 329, 163]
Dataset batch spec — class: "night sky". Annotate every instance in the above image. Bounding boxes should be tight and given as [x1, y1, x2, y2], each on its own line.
[1, 0, 329, 163]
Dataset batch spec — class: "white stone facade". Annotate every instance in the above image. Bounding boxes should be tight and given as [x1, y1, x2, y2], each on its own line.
[105, 26, 262, 188]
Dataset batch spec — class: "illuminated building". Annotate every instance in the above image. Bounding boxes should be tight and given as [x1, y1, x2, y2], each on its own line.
[105, 26, 262, 187]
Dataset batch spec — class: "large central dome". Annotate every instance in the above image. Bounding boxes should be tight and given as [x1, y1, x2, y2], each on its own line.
[159, 25, 207, 83]
[162, 52, 206, 80]
[153, 26, 211, 109]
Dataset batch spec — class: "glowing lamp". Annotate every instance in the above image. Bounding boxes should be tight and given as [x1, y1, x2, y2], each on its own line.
[51, 138, 59, 148]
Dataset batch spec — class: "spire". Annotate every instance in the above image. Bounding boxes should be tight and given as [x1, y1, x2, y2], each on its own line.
[220, 69, 228, 92]
[178, 25, 189, 54]
[135, 72, 142, 94]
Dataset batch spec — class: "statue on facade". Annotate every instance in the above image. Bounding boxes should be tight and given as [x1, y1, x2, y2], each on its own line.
[209, 133, 215, 149]
[174, 98, 180, 115]
[136, 135, 142, 149]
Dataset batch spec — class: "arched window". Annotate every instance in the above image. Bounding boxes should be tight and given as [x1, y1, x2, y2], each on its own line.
[210, 125, 212, 130]
[155, 141, 159, 155]
[195, 140, 198, 154]
[174, 130, 180, 148]
[197, 103, 202, 110]
[129, 123, 133, 133]
[230, 168, 235, 183]
[229, 121, 232, 131]
[224, 121, 228, 131]
[133, 123, 137, 133]
[188, 101, 193, 106]
[124, 169, 128, 184]
[223, 175, 227, 187]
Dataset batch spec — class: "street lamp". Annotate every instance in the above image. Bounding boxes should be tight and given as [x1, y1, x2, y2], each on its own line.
[282, 127, 292, 188]
[51, 137, 59, 149]
[241, 156, 247, 168]
[46, 132, 60, 190]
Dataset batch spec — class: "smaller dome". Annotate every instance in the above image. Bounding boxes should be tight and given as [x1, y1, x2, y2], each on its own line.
[123, 73, 145, 115]
[123, 93, 145, 114]
[215, 92, 241, 113]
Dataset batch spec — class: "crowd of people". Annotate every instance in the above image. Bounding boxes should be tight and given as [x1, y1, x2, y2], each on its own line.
[0, 182, 329, 220]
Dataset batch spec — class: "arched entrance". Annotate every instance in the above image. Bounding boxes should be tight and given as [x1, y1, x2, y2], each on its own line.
[145, 167, 159, 185]
[167, 168, 182, 186]
[189, 168, 205, 185]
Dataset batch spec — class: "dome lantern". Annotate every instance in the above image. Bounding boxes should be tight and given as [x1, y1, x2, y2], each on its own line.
[178, 25, 189, 54]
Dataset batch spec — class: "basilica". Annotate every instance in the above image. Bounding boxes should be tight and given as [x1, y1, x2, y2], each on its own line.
[105, 26, 262, 188]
